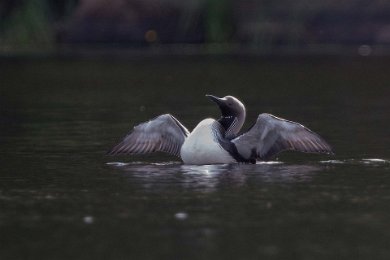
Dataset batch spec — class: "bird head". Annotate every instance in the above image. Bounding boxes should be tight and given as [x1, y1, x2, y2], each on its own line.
[206, 94, 246, 138]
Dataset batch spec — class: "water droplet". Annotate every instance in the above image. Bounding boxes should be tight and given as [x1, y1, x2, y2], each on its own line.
[83, 216, 94, 224]
[174, 212, 188, 220]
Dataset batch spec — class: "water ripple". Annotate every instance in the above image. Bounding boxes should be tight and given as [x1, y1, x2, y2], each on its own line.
[104, 160, 328, 193]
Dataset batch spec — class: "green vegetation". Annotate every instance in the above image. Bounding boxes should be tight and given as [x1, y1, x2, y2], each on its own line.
[1, 1, 52, 50]
[2, 0, 390, 53]
[0, 0, 77, 52]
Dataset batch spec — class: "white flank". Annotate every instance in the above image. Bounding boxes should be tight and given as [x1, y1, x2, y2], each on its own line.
[180, 119, 236, 165]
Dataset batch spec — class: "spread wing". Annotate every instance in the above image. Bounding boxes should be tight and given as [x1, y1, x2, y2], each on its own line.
[232, 113, 333, 160]
[107, 114, 189, 157]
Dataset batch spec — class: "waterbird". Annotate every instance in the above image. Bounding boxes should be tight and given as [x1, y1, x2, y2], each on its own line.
[108, 95, 333, 164]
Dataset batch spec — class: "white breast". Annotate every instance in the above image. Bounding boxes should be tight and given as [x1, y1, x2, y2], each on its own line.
[180, 119, 236, 165]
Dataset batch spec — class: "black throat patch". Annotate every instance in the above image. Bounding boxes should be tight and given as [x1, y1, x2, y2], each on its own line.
[218, 116, 235, 132]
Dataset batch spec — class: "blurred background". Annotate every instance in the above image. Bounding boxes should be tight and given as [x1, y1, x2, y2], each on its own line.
[2, 0, 390, 54]
[1, 1, 390, 260]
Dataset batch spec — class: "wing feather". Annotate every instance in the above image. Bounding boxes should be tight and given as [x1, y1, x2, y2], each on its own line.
[232, 113, 333, 160]
[108, 114, 189, 157]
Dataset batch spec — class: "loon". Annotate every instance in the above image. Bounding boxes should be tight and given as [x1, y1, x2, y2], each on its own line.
[108, 95, 333, 164]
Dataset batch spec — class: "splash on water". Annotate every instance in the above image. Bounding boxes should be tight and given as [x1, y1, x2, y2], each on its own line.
[320, 158, 389, 165]
[256, 161, 284, 165]
[320, 160, 345, 164]
[106, 162, 132, 167]
[106, 161, 180, 167]
[362, 158, 388, 163]
[107, 158, 388, 170]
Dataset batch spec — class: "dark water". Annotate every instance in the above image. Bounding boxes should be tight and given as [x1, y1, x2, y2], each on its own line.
[1, 56, 389, 260]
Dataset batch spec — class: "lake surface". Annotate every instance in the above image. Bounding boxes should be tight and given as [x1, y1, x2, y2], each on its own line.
[0, 56, 389, 259]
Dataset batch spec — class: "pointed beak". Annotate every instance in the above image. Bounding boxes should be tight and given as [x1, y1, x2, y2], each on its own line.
[206, 94, 225, 106]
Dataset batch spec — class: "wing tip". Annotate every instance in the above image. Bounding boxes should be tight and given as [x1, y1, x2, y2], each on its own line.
[106, 148, 117, 156]
[106, 146, 122, 156]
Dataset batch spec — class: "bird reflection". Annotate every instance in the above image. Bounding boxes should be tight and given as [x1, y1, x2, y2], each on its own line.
[107, 161, 323, 193]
